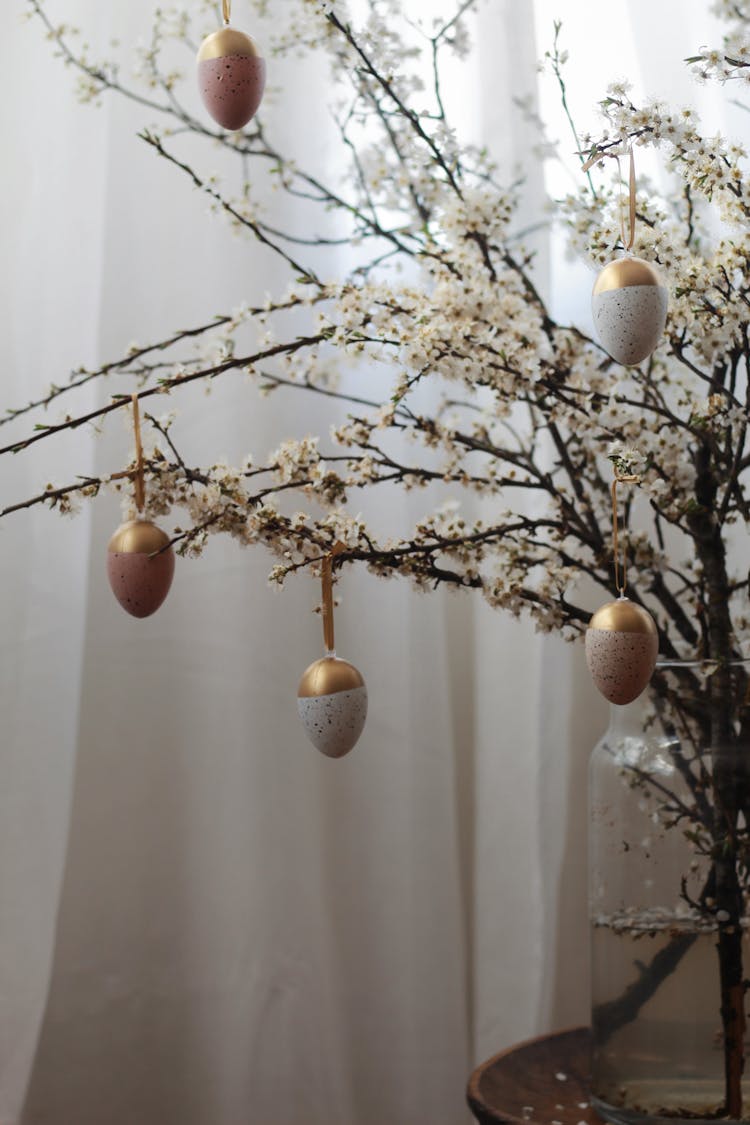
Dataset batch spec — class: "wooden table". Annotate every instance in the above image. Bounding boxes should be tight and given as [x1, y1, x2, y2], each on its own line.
[467, 1027, 603, 1125]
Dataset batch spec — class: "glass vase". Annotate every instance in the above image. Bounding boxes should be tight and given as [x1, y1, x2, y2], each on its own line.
[590, 659, 750, 1124]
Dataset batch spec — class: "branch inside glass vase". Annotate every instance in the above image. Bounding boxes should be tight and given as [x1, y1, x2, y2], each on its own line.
[594, 657, 750, 1118]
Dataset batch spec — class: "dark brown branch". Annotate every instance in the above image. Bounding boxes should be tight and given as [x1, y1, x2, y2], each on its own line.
[139, 131, 323, 285]
[0, 335, 326, 460]
[593, 930, 699, 1044]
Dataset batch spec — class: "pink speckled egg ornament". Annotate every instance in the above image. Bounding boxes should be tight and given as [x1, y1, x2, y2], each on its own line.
[592, 256, 668, 366]
[107, 519, 175, 618]
[586, 598, 658, 706]
[197, 26, 265, 131]
[297, 656, 368, 759]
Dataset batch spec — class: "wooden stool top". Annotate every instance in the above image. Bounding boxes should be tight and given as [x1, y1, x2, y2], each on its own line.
[467, 1027, 603, 1125]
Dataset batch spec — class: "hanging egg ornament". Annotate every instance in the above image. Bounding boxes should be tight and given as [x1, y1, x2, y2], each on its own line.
[585, 598, 658, 706]
[106, 395, 175, 618]
[297, 546, 367, 758]
[107, 519, 175, 618]
[297, 655, 368, 759]
[592, 255, 668, 367]
[197, 19, 266, 131]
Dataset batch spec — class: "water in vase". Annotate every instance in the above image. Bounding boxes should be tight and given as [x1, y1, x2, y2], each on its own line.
[592, 911, 750, 1123]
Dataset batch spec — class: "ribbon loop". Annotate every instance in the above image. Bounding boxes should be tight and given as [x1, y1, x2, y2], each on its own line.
[222, 0, 231, 25]
[616, 147, 637, 253]
[628, 146, 636, 251]
[611, 470, 640, 597]
[321, 542, 346, 654]
[132, 393, 145, 513]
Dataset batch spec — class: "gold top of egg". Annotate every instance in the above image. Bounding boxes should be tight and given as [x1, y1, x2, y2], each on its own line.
[108, 519, 171, 555]
[588, 598, 657, 635]
[298, 656, 365, 699]
[197, 27, 263, 62]
[593, 256, 664, 296]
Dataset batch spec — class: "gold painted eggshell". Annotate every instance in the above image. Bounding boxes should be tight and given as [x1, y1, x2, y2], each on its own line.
[106, 519, 175, 618]
[297, 656, 367, 758]
[197, 28, 265, 131]
[592, 256, 668, 366]
[197, 28, 263, 61]
[585, 599, 658, 706]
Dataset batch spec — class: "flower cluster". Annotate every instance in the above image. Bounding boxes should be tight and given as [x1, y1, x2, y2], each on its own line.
[7, 0, 750, 665]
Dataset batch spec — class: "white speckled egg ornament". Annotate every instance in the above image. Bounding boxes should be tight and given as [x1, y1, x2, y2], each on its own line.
[592, 255, 668, 366]
[197, 1, 265, 131]
[298, 657, 368, 758]
[297, 545, 368, 758]
[586, 598, 658, 705]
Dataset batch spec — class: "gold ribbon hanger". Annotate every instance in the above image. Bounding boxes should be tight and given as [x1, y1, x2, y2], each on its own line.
[222, 0, 231, 25]
[581, 145, 637, 252]
[321, 542, 346, 654]
[110, 393, 146, 513]
[611, 468, 639, 597]
[616, 146, 637, 253]
[132, 393, 145, 514]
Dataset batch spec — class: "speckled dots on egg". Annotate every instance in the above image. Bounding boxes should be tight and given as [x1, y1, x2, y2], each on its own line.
[592, 285, 668, 366]
[585, 628, 658, 706]
[198, 55, 266, 130]
[297, 685, 368, 758]
[107, 551, 175, 618]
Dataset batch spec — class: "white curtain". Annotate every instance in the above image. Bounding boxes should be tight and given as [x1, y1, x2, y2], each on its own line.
[0, 2, 729, 1123]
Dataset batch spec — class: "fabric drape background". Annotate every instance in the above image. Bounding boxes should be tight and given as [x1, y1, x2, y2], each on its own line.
[0, 2, 731, 1123]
